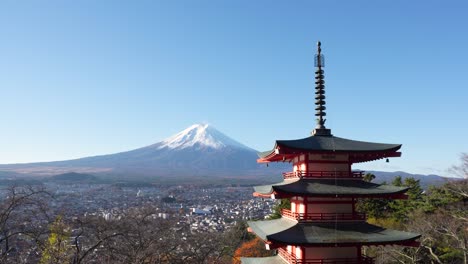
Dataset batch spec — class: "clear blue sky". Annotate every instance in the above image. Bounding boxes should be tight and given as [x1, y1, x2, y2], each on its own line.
[1, 1, 467, 176]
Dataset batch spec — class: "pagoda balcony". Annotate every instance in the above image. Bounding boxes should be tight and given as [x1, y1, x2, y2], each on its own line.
[282, 171, 364, 179]
[281, 209, 366, 222]
[278, 248, 375, 264]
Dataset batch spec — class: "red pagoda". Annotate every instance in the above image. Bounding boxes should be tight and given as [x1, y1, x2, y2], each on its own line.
[241, 42, 420, 264]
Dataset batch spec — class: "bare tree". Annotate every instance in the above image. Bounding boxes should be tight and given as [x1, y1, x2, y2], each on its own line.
[376, 208, 467, 264]
[69, 205, 242, 264]
[71, 206, 182, 264]
[68, 215, 124, 264]
[450, 153, 468, 180]
[0, 185, 52, 264]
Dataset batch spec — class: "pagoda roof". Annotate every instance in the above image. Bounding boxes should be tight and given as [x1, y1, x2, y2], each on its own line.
[253, 178, 408, 198]
[241, 256, 286, 264]
[258, 135, 401, 163]
[248, 218, 420, 246]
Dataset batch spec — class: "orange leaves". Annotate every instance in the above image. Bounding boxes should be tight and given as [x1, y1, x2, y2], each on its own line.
[232, 237, 272, 264]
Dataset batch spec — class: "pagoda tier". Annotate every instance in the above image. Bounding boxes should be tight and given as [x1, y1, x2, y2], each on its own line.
[258, 135, 401, 164]
[253, 178, 409, 199]
[248, 218, 420, 247]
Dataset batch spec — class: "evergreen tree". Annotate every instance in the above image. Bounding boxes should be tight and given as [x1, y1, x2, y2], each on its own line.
[363, 173, 376, 182]
[389, 177, 424, 221]
[357, 174, 390, 218]
[268, 199, 291, 219]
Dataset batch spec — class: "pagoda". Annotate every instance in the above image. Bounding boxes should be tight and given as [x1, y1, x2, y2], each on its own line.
[241, 42, 420, 264]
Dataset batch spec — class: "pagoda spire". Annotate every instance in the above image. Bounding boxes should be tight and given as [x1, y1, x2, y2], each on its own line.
[313, 41, 331, 136]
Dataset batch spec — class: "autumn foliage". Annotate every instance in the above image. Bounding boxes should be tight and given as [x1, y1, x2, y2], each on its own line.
[232, 237, 272, 264]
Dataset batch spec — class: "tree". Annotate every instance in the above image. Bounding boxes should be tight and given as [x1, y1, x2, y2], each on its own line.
[94, 206, 179, 264]
[450, 153, 468, 179]
[232, 237, 272, 264]
[389, 177, 424, 221]
[357, 174, 390, 219]
[218, 221, 254, 262]
[357, 198, 390, 219]
[422, 185, 460, 213]
[426, 210, 467, 264]
[447, 153, 468, 200]
[363, 173, 376, 182]
[69, 216, 124, 264]
[40, 216, 72, 264]
[392, 176, 403, 186]
[268, 199, 290, 219]
[0, 185, 51, 264]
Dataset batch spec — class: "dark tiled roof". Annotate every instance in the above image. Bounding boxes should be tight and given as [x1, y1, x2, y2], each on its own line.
[259, 135, 401, 158]
[241, 256, 286, 264]
[254, 178, 408, 197]
[248, 218, 420, 245]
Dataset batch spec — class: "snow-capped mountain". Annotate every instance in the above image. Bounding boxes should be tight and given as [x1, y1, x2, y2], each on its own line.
[0, 124, 448, 186]
[0, 124, 272, 178]
[153, 124, 253, 151]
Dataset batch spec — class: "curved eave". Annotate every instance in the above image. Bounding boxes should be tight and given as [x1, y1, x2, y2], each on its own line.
[248, 218, 421, 247]
[253, 179, 409, 198]
[258, 150, 401, 163]
[257, 136, 402, 163]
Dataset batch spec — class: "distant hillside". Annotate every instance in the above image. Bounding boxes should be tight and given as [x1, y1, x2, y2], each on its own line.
[367, 170, 450, 188]
[49, 172, 98, 182]
[0, 170, 32, 179]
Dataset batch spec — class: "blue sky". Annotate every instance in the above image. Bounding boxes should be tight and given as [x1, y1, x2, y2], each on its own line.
[0, 1, 466, 176]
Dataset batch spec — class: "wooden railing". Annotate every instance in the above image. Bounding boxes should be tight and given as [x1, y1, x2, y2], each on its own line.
[282, 171, 364, 179]
[278, 247, 375, 264]
[281, 209, 366, 222]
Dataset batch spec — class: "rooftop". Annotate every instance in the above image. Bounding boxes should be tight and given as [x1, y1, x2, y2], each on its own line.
[258, 135, 401, 163]
[253, 178, 408, 198]
[248, 218, 420, 246]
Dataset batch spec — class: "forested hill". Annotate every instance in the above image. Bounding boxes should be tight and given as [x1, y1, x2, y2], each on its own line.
[367, 170, 450, 189]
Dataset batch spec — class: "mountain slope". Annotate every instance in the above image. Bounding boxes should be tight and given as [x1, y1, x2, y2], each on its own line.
[0, 124, 268, 177]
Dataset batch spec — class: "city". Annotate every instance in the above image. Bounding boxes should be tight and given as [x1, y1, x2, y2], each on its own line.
[45, 182, 275, 233]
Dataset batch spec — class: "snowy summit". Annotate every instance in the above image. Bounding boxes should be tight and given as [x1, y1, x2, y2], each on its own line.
[156, 124, 251, 150]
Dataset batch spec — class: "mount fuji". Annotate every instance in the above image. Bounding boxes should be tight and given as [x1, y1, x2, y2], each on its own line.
[156, 124, 251, 151]
[0, 124, 277, 178]
[0, 124, 449, 186]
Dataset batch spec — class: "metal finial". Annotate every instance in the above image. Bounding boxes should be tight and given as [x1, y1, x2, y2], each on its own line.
[315, 41, 324, 68]
[315, 41, 326, 128]
[312, 41, 331, 136]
